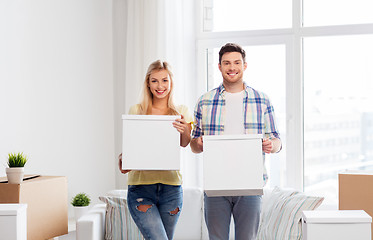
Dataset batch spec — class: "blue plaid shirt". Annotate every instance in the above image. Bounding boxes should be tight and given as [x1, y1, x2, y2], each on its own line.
[192, 83, 281, 182]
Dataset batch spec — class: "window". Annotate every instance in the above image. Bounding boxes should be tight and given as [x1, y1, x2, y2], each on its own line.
[203, 0, 292, 32]
[198, 0, 373, 206]
[303, 35, 373, 206]
[303, 0, 373, 26]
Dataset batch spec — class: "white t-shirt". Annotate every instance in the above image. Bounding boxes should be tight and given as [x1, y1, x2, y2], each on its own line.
[224, 91, 245, 135]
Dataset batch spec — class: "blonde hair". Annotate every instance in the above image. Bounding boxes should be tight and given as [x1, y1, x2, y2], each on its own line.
[138, 60, 179, 115]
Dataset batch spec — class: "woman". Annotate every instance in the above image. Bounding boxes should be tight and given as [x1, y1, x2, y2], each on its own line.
[118, 60, 192, 240]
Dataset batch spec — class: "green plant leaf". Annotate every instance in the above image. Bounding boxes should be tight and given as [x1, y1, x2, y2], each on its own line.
[71, 192, 91, 207]
[7, 152, 28, 167]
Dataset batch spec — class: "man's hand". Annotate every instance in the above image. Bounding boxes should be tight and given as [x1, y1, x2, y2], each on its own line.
[262, 137, 282, 154]
[190, 137, 203, 153]
[118, 153, 131, 174]
[262, 138, 273, 154]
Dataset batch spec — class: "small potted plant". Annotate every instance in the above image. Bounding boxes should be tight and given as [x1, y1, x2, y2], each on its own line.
[6, 152, 28, 184]
[71, 192, 91, 221]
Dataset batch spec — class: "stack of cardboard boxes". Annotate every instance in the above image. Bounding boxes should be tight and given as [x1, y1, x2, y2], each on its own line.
[339, 172, 373, 240]
[0, 175, 68, 240]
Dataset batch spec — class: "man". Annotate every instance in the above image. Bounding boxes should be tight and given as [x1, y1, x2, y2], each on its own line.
[190, 43, 281, 240]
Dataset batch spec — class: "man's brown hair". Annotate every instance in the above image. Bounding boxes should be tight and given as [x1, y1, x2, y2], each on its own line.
[218, 43, 246, 64]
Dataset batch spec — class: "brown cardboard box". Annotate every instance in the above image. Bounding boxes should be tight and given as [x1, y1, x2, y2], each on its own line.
[339, 172, 373, 240]
[0, 175, 68, 240]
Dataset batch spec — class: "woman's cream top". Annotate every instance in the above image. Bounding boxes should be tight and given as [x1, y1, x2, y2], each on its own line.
[127, 104, 193, 186]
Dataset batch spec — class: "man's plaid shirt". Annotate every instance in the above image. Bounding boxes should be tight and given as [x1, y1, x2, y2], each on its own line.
[192, 83, 281, 182]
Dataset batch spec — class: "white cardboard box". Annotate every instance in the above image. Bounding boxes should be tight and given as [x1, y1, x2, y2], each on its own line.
[122, 115, 180, 170]
[203, 134, 263, 197]
[0, 204, 27, 240]
[302, 210, 372, 240]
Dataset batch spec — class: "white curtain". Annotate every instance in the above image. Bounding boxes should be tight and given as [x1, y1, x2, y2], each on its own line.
[113, 0, 202, 189]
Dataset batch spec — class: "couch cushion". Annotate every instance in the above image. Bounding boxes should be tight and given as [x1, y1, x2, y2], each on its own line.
[99, 195, 144, 240]
[257, 186, 324, 240]
[76, 204, 106, 240]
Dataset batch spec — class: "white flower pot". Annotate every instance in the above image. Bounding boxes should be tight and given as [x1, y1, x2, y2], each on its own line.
[5, 167, 25, 184]
[74, 206, 90, 221]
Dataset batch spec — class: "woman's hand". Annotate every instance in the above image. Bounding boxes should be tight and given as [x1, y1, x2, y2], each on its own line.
[173, 115, 191, 147]
[118, 153, 131, 174]
[173, 115, 188, 134]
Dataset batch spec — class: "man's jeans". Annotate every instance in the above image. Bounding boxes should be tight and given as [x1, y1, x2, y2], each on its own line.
[204, 194, 262, 240]
[127, 184, 183, 240]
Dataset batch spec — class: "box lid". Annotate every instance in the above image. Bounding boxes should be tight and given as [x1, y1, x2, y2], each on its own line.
[203, 134, 263, 141]
[303, 210, 372, 223]
[0, 204, 27, 216]
[122, 114, 180, 121]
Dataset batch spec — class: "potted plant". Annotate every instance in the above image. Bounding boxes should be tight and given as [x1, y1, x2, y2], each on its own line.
[71, 192, 91, 221]
[6, 152, 28, 184]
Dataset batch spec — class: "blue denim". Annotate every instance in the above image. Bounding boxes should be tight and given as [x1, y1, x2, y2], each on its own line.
[204, 194, 262, 240]
[127, 184, 183, 240]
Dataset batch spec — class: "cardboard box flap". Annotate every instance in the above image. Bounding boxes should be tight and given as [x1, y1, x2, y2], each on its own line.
[303, 210, 372, 223]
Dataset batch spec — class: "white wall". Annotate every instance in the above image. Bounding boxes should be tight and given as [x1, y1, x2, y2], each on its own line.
[0, 0, 115, 217]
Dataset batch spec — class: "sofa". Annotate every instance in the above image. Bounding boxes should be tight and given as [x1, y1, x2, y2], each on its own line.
[76, 187, 324, 240]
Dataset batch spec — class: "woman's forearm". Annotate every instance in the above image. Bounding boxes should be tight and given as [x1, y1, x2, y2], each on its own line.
[180, 123, 191, 147]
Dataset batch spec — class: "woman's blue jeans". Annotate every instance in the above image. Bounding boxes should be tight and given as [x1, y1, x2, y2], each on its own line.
[204, 194, 262, 240]
[127, 184, 183, 240]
